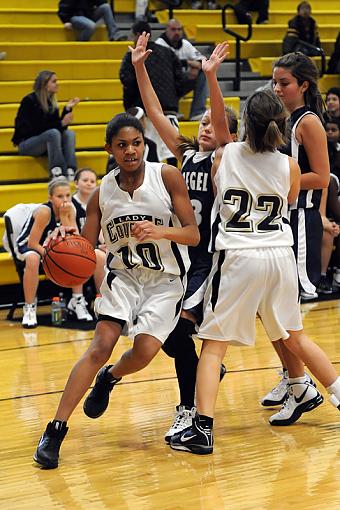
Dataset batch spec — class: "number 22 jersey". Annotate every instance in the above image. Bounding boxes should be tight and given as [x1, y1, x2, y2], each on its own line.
[99, 162, 190, 276]
[210, 142, 294, 250]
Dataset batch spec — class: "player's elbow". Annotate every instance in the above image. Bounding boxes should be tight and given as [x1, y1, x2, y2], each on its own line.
[190, 227, 200, 247]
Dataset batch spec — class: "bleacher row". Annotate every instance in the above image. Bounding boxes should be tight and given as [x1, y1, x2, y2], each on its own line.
[0, 0, 339, 287]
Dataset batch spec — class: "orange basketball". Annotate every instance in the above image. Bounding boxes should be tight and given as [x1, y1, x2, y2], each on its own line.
[42, 235, 96, 288]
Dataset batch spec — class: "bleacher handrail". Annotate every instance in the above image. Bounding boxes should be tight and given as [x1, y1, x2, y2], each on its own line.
[221, 3, 252, 90]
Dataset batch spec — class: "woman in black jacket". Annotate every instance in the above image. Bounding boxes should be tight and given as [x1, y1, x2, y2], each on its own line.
[12, 70, 79, 180]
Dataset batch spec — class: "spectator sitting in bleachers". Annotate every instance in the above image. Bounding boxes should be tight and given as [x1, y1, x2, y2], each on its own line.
[135, 0, 148, 21]
[12, 70, 79, 181]
[325, 87, 340, 120]
[192, 1, 218, 9]
[119, 21, 195, 165]
[325, 115, 340, 181]
[58, 0, 127, 41]
[318, 178, 340, 294]
[17, 177, 93, 328]
[106, 107, 159, 172]
[327, 32, 340, 74]
[233, 0, 269, 25]
[282, 1, 321, 56]
[155, 18, 208, 121]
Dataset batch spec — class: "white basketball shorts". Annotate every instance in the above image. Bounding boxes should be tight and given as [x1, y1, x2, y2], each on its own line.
[95, 267, 185, 343]
[198, 247, 303, 346]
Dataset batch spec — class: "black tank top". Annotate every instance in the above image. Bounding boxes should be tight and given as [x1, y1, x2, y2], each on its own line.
[280, 106, 322, 209]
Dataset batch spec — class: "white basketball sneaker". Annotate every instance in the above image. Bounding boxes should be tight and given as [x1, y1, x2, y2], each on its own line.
[67, 296, 93, 322]
[269, 382, 323, 426]
[164, 405, 196, 444]
[22, 303, 37, 329]
[261, 370, 289, 406]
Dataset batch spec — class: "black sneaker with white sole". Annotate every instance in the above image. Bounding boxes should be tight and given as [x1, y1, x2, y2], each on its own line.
[269, 382, 323, 426]
[170, 415, 213, 455]
[33, 421, 68, 469]
[83, 365, 121, 419]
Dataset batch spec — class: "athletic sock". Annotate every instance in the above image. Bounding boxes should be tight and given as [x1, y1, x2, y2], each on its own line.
[51, 419, 67, 431]
[174, 318, 198, 408]
[289, 376, 307, 385]
[327, 376, 340, 399]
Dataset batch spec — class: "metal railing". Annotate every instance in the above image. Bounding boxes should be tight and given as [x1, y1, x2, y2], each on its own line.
[221, 3, 252, 91]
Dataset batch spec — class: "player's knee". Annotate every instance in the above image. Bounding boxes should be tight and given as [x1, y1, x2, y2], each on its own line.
[162, 318, 196, 359]
[87, 344, 112, 365]
[162, 330, 177, 358]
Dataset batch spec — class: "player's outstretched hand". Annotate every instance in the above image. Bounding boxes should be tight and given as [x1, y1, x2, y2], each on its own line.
[130, 31, 153, 67]
[43, 226, 79, 247]
[202, 41, 229, 75]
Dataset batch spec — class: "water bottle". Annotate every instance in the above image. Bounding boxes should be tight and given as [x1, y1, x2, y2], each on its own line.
[59, 292, 67, 322]
[51, 297, 62, 326]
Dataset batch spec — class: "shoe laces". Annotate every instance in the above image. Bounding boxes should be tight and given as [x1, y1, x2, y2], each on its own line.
[270, 371, 288, 395]
[172, 407, 194, 431]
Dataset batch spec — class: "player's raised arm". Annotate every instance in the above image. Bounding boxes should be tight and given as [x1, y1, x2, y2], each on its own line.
[202, 42, 233, 147]
[131, 32, 182, 162]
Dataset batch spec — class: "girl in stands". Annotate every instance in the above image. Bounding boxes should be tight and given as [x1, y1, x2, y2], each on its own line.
[12, 70, 79, 181]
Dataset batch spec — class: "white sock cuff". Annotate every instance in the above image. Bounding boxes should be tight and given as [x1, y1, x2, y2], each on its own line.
[72, 293, 83, 299]
[289, 376, 306, 385]
[327, 376, 340, 396]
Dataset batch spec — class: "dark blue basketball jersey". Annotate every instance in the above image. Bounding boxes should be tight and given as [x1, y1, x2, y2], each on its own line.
[17, 202, 58, 254]
[280, 106, 322, 209]
[72, 195, 86, 233]
[181, 150, 215, 265]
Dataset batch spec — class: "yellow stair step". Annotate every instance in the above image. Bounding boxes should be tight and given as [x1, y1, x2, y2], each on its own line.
[194, 36, 335, 58]
[0, 24, 133, 42]
[0, 152, 109, 182]
[1, 122, 199, 153]
[249, 57, 330, 76]
[0, 0, 135, 10]
[195, 24, 339, 44]
[0, 79, 123, 103]
[158, 10, 340, 38]
[270, 0, 340, 7]
[0, 96, 240, 128]
[1, 41, 130, 61]
[0, 60, 122, 81]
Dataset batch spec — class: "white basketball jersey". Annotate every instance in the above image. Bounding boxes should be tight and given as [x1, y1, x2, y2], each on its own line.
[210, 142, 294, 250]
[99, 162, 190, 276]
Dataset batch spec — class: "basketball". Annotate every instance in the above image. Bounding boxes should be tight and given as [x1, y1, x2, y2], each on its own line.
[42, 235, 96, 288]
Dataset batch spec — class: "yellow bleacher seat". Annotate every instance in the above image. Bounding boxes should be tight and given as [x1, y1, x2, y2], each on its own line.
[0, 96, 240, 128]
[1, 41, 130, 61]
[0, 152, 109, 183]
[157, 10, 340, 39]
[0, 60, 122, 82]
[0, 79, 123, 103]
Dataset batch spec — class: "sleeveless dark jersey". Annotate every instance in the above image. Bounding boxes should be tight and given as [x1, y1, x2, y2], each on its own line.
[181, 150, 215, 265]
[280, 105, 322, 209]
[72, 195, 86, 233]
[17, 201, 58, 253]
